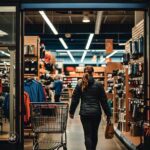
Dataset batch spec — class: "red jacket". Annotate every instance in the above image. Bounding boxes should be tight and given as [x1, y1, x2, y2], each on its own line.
[24, 92, 31, 123]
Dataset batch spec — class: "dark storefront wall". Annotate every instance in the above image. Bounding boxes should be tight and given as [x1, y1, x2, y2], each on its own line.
[0, 1, 149, 150]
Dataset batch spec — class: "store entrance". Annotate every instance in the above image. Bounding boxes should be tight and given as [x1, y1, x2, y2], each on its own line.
[21, 8, 150, 150]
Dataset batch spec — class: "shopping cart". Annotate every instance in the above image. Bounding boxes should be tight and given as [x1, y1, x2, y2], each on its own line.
[30, 102, 69, 150]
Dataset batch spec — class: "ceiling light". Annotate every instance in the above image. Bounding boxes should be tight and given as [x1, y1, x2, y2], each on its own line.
[39, 11, 58, 35]
[39, 11, 69, 49]
[81, 51, 87, 63]
[0, 6, 16, 12]
[59, 38, 68, 49]
[56, 49, 124, 52]
[67, 51, 75, 63]
[65, 33, 71, 38]
[0, 30, 8, 36]
[0, 51, 10, 57]
[82, 15, 90, 23]
[118, 43, 126, 46]
[59, 52, 68, 56]
[106, 51, 118, 58]
[100, 51, 118, 63]
[85, 33, 94, 50]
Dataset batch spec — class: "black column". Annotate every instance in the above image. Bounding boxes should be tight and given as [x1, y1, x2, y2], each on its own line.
[16, 3, 24, 150]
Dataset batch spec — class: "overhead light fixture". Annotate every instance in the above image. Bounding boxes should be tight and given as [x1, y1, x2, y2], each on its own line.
[100, 51, 118, 63]
[0, 30, 8, 36]
[67, 51, 75, 63]
[59, 52, 68, 56]
[39, 11, 58, 35]
[85, 33, 94, 50]
[59, 38, 68, 49]
[39, 11, 69, 49]
[81, 51, 87, 63]
[118, 43, 126, 46]
[56, 49, 124, 52]
[0, 6, 16, 12]
[82, 15, 90, 23]
[0, 51, 10, 57]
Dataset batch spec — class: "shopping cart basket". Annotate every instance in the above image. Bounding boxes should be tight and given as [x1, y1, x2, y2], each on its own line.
[30, 102, 69, 150]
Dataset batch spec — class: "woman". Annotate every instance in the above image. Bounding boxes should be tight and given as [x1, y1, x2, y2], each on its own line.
[69, 66, 111, 150]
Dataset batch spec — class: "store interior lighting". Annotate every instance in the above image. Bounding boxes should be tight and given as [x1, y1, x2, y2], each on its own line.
[85, 33, 94, 50]
[59, 38, 68, 49]
[39, 11, 69, 50]
[82, 15, 90, 23]
[118, 43, 126, 46]
[0, 51, 10, 57]
[39, 11, 58, 35]
[0, 30, 8, 36]
[100, 51, 118, 63]
[67, 51, 75, 63]
[56, 49, 123, 52]
[81, 51, 87, 63]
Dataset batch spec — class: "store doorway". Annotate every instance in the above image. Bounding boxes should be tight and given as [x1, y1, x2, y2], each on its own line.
[21, 8, 149, 150]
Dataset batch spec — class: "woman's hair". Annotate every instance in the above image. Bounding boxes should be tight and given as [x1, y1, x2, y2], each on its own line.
[81, 66, 94, 91]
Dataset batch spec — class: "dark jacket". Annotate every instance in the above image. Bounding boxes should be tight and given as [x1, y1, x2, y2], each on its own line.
[69, 77, 111, 117]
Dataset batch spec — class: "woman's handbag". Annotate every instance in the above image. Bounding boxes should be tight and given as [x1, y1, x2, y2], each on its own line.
[105, 121, 115, 139]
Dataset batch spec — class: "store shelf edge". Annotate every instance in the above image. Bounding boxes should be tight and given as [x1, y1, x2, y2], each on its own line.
[114, 128, 137, 150]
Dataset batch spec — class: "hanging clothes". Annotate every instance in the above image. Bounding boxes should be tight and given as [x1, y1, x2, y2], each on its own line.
[24, 79, 46, 102]
[24, 92, 31, 124]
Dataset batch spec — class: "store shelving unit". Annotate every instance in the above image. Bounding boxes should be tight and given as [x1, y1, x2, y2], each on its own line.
[105, 62, 123, 100]
[114, 19, 145, 149]
[24, 36, 40, 79]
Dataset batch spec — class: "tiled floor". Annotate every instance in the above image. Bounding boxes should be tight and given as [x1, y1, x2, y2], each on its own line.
[25, 107, 128, 150]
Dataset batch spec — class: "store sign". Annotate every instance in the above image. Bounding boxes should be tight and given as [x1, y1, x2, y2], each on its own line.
[105, 39, 113, 54]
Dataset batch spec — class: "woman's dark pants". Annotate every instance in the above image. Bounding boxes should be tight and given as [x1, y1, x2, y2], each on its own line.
[80, 115, 101, 150]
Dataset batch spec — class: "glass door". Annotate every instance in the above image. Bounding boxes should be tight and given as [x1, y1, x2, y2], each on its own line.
[0, 6, 22, 150]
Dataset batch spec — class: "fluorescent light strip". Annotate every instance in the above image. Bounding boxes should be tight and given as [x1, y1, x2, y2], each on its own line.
[0, 30, 8, 36]
[59, 38, 68, 49]
[67, 51, 75, 63]
[39, 11, 58, 35]
[100, 51, 118, 62]
[85, 33, 94, 50]
[39, 11, 69, 49]
[0, 51, 10, 57]
[81, 51, 87, 63]
[56, 49, 125, 52]
[118, 43, 126, 46]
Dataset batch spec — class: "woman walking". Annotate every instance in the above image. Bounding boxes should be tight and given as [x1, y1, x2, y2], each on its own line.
[69, 66, 111, 150]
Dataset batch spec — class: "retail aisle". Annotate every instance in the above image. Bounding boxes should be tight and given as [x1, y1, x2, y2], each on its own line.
[67, 115, 128, 150]
[25, 108, 128, 150]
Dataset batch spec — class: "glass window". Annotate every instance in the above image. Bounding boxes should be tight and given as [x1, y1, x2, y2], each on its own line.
[0, 6, 16, 141]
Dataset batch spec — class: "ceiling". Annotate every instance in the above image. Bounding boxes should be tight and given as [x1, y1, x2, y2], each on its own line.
[25, 11, 134, 25]
[25, 11, 134, 50]
[25, 10, 135, 64]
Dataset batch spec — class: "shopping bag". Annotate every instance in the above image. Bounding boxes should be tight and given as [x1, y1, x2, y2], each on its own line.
[105, 122, 115, 139]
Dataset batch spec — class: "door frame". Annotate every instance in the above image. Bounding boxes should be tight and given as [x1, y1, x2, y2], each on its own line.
[0, 1, 149, 150]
